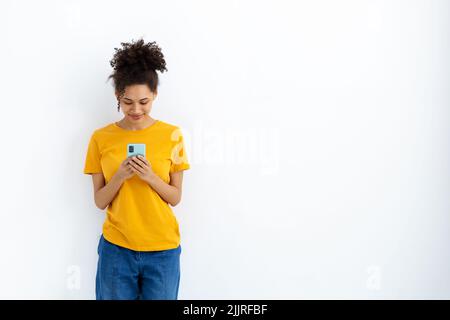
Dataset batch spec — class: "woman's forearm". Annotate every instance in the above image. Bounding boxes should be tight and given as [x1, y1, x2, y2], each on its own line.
[145, 174, 181, 207]
[95, 174, 124, 210]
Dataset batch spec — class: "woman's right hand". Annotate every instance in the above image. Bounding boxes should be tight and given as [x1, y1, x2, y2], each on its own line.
[115, 158, 135, 181]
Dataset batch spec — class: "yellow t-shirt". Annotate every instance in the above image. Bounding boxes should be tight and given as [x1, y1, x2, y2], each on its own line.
[83, 119, 190, 251]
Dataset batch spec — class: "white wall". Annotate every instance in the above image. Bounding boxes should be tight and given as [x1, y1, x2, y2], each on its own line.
[0, 0, 448, 299]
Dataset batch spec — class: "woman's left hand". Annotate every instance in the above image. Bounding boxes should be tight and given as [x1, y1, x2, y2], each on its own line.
[128, 155, 156, 184]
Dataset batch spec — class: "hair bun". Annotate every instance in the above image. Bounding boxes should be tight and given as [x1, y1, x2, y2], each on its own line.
[109, 38, 168, 73]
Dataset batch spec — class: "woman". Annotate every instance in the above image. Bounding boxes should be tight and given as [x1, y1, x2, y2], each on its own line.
[83, 38, 190, 300]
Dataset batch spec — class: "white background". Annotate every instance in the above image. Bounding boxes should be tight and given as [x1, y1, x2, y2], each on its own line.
[0, 0, 449, 299]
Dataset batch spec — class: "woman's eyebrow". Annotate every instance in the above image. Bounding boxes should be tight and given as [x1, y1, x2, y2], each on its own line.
[123, 97, 149, 101]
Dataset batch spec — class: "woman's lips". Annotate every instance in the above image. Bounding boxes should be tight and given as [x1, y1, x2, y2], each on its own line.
[129, 114, 143, 120]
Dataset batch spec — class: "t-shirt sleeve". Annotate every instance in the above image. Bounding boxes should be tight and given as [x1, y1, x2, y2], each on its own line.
[170, 127, 190, 173]
[83, 132, 103, 174]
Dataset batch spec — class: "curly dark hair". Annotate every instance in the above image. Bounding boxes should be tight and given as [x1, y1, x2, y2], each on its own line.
[107, 38, 168, 111]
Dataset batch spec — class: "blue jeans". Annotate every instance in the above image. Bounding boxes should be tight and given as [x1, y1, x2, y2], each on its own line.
[96, 234, 181, 300]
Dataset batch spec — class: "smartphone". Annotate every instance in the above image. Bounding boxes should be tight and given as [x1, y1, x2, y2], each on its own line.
[127, 143, 146, 159]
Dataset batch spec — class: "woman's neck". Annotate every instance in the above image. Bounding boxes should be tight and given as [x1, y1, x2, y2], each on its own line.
[117, 115, 155, 131]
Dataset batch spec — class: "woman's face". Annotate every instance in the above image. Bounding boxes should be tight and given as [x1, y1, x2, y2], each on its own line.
[116, 84, 157, 122]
